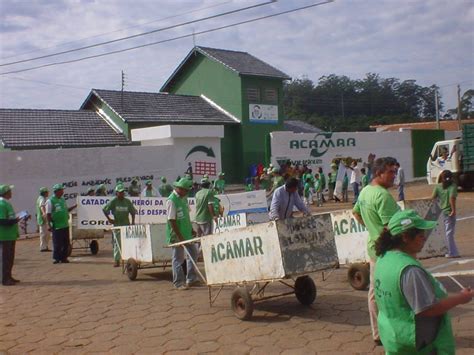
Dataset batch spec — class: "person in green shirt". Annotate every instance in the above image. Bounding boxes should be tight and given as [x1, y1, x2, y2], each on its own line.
[214, 172, 226, 194]
[46, 184, 77, 264]
[303, 177, 312, 206]
[141, 180, 158, 197]
[317, 167, 326, 203]
[128, 178, 141, 197]
[314, 173, 323, 207]
[360, 168, 369, 189]
[103, 184, 136, 267]
[194, 179, 216, 237]
[431, 170, 460, 258]
[374, 209, 473, 354]
[158, 177, 173, 198]
[352, 157, 400, 345]
[166, 178, 199, 290]
[36, 187, 51, 252]
[0, 184, 25, 286]
[86, 187, 95, 196]
[96, 184, 107, 196]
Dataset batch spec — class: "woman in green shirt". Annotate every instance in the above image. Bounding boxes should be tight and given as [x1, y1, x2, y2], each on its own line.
[431, 170, 460, 258]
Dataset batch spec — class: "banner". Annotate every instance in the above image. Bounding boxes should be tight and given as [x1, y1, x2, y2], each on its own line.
[77, 190, 267, 229]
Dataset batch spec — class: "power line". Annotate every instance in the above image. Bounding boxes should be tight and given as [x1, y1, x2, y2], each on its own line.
[0, 1, 334, 76]
[0, 1, 275, 67]
[0, 1, 232, 60]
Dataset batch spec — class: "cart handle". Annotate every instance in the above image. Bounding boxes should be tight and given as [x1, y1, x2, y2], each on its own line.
[167, 237, 201, 248]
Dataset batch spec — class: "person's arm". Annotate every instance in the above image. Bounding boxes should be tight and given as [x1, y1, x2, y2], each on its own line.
[46, 200, 53, 230]
[102, 200, 115, 224]
[269, 188, 282, 220]
[129, 200, 137, 225]
[68, 204, 77, 212]
[352, 211, 365, 226]
[419, 289, 474, 317]
[168, 219, 184, 242]
[294, 191, 310, 215]
[449, 196, 456, 217]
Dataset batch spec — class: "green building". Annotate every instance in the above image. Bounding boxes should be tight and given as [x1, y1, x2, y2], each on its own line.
[161, 46, 291, 182]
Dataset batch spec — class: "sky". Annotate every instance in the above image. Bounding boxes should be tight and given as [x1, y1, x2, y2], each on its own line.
[0, 0, 473, 114]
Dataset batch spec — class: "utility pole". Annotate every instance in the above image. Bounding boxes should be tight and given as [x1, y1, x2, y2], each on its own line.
[435, 90, 440, 129]
[457, 84, 462, 130]
[121, 70, 125, 112]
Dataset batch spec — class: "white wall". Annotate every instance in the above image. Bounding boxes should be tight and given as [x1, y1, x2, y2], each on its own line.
[270, 131, 414, 180]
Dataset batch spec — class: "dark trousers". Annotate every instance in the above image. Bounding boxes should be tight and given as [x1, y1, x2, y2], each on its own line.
[1, 240, 16, 283]
[52, 228, 70, 262]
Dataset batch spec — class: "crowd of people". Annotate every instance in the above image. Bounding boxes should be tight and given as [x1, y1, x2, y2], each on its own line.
[1, 157, 472, 354]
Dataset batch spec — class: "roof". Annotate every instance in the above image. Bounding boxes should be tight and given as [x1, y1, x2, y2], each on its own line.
[0, 109, 130, 150]
[161, 46, 291, 92]
[85, 89, 238, 125]
[283, 120, 322, 133]
[371, 119, 474, 132]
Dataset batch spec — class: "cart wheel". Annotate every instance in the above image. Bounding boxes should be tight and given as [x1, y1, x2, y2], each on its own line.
[347, 263, 370, 290]
[90, 240, 99, 255]
[294, 276, 317, 305]
[67, 243, 72, 257]
[231, 288, 253, 320]
[126, 258, 138, 281]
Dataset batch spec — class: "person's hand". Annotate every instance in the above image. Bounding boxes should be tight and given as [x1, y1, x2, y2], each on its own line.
[107, 217, 115, 225]
[213, 217, 218, 224]
[449, 211, 456, 217]
[458, 288, 474, 304]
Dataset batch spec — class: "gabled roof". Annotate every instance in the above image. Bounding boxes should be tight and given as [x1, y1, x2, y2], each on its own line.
[84, 89, 238, 125]
[161, 46, 291, 92]
[0, 109, 130, 150]
[284, 120, 322, 133]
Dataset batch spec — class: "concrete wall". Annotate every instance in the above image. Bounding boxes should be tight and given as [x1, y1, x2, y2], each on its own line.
[0, 139, 222, 233]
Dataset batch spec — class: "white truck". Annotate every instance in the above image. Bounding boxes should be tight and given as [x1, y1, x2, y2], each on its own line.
[427, 124, 474, 189]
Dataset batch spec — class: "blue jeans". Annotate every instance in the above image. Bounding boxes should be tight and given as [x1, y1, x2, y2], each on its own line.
[351, 182, 360, 203]
[443, 214, 459, 257]
[398, 184, 405, 201]
[172, 244, 198, 287]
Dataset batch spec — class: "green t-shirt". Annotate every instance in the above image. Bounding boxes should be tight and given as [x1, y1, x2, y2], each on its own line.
[314, 178, 322, 192]
[36, 195, 46, 225]
[319, 173, 326, 189]
[352, 185, 400, 260]
[329, 169, 337, 184]
[273, 176, 285, 189]
[0, 197, 19, 241]
[103, 197, 136, 226]
[361, 175, 369, 188]
[49, 196, 70, 230]
[194, 188, 215, 223]
[303, 182, 311, 198]
[433, 184, 457, 215]
[159, 184, 173, 198]
[214, 179, 226, 193]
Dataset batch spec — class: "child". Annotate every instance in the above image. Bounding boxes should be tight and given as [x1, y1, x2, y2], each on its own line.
[303, 178, 312, 206]
[342, 173, 349, 202]
[361, 168, 369, 189]
[314, 173, 322, 207]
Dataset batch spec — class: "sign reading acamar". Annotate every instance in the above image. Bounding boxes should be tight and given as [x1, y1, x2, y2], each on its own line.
[210, 236, 264, 263]
[289, 133, 357, 158]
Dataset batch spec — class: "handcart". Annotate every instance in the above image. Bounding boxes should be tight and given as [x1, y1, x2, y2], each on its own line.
[114, 224, 172, 281]
[67, 213, 104, 256]
[331, 198, 448, 291]
[173, 214, 339, 320]
[429, 258, 474, 290]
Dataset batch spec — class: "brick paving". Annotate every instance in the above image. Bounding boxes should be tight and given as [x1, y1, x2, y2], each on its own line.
[1, 184, 473, 354]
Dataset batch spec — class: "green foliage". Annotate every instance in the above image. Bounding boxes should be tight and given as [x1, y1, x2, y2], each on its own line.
[283, 74, 443, 131]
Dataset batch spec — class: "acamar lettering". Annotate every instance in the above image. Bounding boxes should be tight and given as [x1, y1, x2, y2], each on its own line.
[126, 225, 147, 239]
[333, 217, 366, 236]
[289, 133, 356, 158]
[216, 214, 241, 229]
[211, 236, 263, 263]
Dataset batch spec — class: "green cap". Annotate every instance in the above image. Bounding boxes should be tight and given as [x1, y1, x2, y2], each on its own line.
[0, 184, 14, 195]
[131, 178, 138, 183]
[203, 174, 209, 179]
[218, 172, 225, 177]
[200, 177, 210, 184]
[98, 184, 106, 190]
[173, 178, 193, 190]
[52, 183, 64, 192]
[388, 209, 437, 236]
[87, 187, 95, 193]
[161, 176, 167, 183]
[146, 180, 152, 186]
[39, 187, 48, 193]
[272, 167, 279, 173]
[115, 184, 125, 192]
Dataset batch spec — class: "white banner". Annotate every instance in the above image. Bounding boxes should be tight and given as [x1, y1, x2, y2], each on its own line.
[213, 213, 247, 234]
[78, 190, 267, 229]
[249, 104, 278, 124]
[201, 221, 285, 285]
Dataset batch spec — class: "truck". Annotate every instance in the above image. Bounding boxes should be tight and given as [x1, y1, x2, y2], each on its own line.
[427, 124, 474, 189]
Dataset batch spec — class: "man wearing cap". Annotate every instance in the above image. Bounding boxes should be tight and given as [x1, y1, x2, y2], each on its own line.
[0, 184, 25, 285]
[141, 180, 158, 197]
[213, 173, 226, 194]
[166, 178, 199, 290]
[103, 184, 137, 267]
[352, 157, 400, 345]
[158, 177, 173, 198]
[46, 184, 77, 264]
[96, 184, 107, 196]
[194, 179, 216, 237]
[128, 178, 141, 197]
[36, 187, 51, 252]
[86, 187, 95, 196]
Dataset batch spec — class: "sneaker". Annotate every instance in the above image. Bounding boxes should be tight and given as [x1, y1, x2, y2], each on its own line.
[186, 280, 203, 288]
[53, 260, 60, 264]
[445, 254, 461, 258]
[174, 285, 189, 290]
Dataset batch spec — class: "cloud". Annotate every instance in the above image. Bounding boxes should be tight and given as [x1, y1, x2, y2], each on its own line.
[0, 0, 472, 111]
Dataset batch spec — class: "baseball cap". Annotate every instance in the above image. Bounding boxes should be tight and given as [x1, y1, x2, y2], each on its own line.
[160, 176, 167, 183]
[39, 187, 48, 193]
[218, 172, 225, 177]
[0, 184, 14, 195]
[145, 180, 152, 186]
[173, 178, 193, 190]
[52, 183, 64, 192]
[272, 167, 279, 173]
[115, 184, 125, 192]
[388, 209, 437, 236]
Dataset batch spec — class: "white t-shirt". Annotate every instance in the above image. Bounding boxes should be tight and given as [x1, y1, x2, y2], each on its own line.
[350, 166, 360, 184]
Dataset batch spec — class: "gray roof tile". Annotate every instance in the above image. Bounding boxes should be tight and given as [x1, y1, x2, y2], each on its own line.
[283, 120, 322, 133]
[90, 89, 238, 124]
[0, 109, 130, 149]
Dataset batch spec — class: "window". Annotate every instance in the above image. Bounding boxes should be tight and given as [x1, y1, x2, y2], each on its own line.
[265, 88, 278, 104]
[247, 88, 260, 102]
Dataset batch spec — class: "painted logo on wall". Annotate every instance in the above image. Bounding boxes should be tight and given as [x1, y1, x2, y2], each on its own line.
[289, 133, 356, 157]
[185, 146, 215, 159]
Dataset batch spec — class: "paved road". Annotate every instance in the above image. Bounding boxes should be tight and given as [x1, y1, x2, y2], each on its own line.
[1, 184, 473, 354]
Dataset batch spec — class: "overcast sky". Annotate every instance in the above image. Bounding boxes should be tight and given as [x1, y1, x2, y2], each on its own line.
[0, 0, 473, 114]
